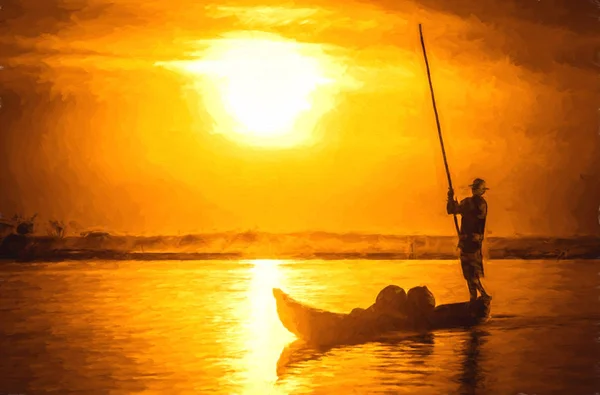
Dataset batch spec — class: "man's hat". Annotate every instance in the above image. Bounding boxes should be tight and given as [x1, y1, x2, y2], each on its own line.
[469, 178, 489, 190]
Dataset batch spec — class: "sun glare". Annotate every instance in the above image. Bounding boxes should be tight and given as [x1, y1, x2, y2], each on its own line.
[240, 259, 294, 393]
[158, 32, 344, 148]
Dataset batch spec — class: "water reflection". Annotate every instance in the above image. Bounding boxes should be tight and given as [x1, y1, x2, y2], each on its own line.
[275, 334, 436, 379]
[372, 333, 436, 391]
[276, 339, 328, 378]
[1, 260, 597, 394]
[239, 259, 295, 394]
[457, 329, 489, 395]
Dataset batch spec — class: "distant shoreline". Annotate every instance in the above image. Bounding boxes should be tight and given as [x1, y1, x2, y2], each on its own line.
[2, 251, 600, 263]
[1, 233, 599, 262]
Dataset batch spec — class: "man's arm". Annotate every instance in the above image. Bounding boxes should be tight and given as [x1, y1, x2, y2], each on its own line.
[446, 189, 462, 215]
[477, 200, 487, 219]
[446, 199, 459, 215]
[475, 200, 487, 238]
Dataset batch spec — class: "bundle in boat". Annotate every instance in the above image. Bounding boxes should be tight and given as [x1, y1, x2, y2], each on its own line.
[273, 285, 490, 346]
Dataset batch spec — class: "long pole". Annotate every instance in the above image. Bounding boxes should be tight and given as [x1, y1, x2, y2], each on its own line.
[418, 24, 460, 237]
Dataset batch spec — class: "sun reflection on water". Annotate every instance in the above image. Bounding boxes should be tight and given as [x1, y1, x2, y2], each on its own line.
[239, 259, 295, 394]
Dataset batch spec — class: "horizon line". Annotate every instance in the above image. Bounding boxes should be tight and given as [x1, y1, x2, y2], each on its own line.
[16, 230, 600, 239]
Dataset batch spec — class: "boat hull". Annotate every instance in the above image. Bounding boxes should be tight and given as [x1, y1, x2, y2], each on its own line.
[273, 288, 490, 346]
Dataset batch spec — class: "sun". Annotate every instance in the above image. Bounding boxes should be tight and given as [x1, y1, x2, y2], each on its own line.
[211, 40, 324, 140]
[159, 32, 343, 148]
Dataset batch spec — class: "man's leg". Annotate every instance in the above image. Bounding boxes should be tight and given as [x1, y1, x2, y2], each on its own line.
[461, 255, 478, 301]
[473, 277, 491, 300]
[466, 278, 478, 301]
[472, 250, 491, 300]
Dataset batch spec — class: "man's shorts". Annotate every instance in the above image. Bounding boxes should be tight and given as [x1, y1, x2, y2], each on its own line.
[460, 249, 484, 279]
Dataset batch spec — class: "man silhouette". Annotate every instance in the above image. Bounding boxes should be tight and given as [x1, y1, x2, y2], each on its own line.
[447, 178, 492, 302]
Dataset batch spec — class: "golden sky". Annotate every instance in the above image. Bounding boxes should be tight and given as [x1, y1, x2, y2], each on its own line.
[0, 0, 599, 236]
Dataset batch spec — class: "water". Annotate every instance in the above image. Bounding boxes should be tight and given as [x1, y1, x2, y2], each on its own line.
[0, 259, 598, 395]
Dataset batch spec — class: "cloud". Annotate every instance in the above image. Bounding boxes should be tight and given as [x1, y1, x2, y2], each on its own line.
[0, 0, 598, 235]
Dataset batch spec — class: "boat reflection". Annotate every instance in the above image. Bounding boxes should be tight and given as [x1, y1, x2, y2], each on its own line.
[275, 333, 436, 379]
[276, 339, 326, 378]
[275, 325, 490, 393]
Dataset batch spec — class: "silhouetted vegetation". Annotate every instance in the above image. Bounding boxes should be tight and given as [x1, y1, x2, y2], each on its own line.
[13, 214, 37, 235]
[47, 220, 66, 238]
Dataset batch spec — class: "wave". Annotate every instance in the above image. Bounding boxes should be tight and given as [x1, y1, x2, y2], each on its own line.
[1, 232, 600, 262]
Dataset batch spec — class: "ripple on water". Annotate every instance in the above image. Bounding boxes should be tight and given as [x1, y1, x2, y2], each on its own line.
[0, 259, 598, 395]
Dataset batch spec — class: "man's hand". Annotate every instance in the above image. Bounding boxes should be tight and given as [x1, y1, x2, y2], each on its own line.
[446, 188, 458, 215]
